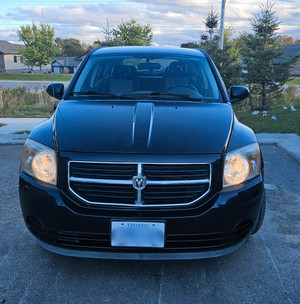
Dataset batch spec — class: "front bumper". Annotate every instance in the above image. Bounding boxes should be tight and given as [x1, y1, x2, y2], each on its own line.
[37, 238, 247, 260]
[19, 172, 264, 260]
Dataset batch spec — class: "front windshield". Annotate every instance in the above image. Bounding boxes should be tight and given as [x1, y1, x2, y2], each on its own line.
[71, 52, 221, 101]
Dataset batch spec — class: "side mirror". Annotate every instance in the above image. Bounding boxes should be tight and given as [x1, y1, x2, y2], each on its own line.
[229, 86, 250, 103]
[46, 83, 64, 99]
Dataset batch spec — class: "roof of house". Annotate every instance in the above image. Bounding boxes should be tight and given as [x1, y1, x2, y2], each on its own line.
[0, 40, 24, 54]
[276, 43, 300, 62]
[277, 44, 300, 76]
[282, 43, 300, 58]
[52, 57, 78, 67]
[74, 54, 86, 62]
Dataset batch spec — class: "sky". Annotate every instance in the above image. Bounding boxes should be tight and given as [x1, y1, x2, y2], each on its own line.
[0, 0, 299, 47]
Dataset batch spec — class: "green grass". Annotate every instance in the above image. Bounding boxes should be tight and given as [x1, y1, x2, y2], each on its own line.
[13, 130, 31, 134]
[285, 77, 300, 85]
[0, 87, 56, 117]
[0, 109, 53, 118]
[0, 102, 54, 118]
[0, 73, 72, 82]
[236, 105, 300, 135]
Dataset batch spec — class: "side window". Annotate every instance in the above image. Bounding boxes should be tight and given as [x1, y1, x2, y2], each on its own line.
[196, 61, 219, 99]
[73, 59, 108, 92]
[14, 56, 17, 63]
[90, 63, 104, 87]
[73, 60, 95, 92]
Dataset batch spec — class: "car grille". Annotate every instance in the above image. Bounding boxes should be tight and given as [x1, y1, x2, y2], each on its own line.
[68, 162, 211, 207]
[54, 220, 253, 252]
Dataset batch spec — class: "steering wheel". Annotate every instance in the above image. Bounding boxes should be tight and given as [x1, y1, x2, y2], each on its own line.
[166, 83, 199, 93]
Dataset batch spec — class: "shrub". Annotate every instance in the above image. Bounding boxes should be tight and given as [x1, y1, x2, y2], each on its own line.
[0, 86, 56, 117]
[284, 86, 299, 105]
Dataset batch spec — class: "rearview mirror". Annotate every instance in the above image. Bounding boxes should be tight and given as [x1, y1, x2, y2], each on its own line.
[46, 83, 64, 99]
[229, 86, 250, 103]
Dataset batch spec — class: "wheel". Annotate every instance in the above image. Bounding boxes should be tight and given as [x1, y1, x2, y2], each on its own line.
[251, 190, 266, 234]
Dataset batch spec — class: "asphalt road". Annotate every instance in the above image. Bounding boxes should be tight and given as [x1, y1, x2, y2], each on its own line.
[0, 144, 299, 304]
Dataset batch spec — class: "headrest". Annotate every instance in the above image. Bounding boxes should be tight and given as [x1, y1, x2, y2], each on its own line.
[167, 61, 188, 76]
[112, 65, 131, 79]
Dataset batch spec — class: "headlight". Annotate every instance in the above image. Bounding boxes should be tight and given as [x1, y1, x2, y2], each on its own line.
[22, 139, 57, 185]
[223, 143, 261, 187]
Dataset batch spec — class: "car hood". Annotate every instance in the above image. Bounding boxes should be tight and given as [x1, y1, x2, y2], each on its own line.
[54, 100, 233, 154]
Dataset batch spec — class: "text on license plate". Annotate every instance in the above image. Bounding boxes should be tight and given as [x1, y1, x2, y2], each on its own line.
[111, 221, 165, 248]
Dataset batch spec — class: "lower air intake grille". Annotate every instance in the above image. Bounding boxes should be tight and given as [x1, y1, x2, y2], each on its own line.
[54, 221, 253, 252]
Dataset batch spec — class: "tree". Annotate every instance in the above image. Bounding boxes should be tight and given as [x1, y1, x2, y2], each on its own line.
[181, 9, 242, 89]
[180, 42, 200, 49]
[240, 1, 298, 110]
[217, 28, 243, 88]
[95, 19, 153, 47]
[98, 19, 116, 47]
[113, 19, 153, 46]
[94, 19, 153, 46]
[200, 8, 219, 44]
[17, 22, 57, 73]
[55, 38, 88, 56]
[277, 35, 294, 46]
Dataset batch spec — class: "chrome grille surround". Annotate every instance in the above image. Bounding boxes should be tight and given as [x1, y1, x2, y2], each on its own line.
[68, 161, 211, 207]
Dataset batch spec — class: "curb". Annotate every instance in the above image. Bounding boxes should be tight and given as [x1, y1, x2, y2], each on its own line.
[0, 134, 28, 144]
[256, 133, 300, 163]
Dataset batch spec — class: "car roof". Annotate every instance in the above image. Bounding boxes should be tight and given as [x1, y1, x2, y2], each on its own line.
[91, 46, 206, 57]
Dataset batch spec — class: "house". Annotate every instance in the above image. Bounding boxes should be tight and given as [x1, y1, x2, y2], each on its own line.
[0, 40, 51, 73]
[52, 57, 79, 74]
[74, 53, 86, 63]
[0, 40, 25, 73]
[278, 43, 300, 77]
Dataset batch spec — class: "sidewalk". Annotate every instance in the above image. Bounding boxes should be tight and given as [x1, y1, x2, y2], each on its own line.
[0, 117, 300, 162]
[256, 133, 300, 163]
[0, 118, 48, 144]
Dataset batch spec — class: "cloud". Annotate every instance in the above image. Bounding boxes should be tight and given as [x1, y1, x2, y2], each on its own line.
[0, 29, 20, 42]
[276, 6, 300, 19]
[2, 1, 300, 46]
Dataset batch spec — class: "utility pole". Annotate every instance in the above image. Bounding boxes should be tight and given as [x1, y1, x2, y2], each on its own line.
[219, 0, 226, 50]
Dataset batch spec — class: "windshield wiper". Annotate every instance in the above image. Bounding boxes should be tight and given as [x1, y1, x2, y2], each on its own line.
[149, 91, 205, 101]
[120, 91, 205, 102]
[70, 91, 205, 102]
[70, 91, 139, 100]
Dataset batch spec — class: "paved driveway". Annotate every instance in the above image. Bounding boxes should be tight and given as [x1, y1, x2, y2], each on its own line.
[0, 144, 299, 304]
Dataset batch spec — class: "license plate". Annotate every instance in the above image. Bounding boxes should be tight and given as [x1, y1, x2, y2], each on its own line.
[111, 221, 165, 248]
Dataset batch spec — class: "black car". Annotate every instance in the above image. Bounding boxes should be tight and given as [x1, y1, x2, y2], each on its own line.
[19, 46, 265, 260]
